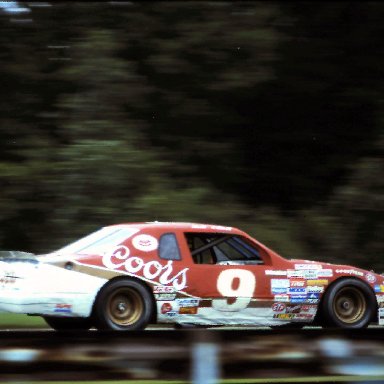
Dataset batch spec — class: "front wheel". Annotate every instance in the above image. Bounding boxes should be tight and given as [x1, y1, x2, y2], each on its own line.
[321, 278, 376, 329]
[93, 279, 154, 331]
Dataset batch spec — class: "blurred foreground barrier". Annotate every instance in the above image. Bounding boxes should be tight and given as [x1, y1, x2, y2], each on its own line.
[0, 328, 384, 382]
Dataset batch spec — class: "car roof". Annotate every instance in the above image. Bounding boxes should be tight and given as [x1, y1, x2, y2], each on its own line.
[107, 222, 244, 235]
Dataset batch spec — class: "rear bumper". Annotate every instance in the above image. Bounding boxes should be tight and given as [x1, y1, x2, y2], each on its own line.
[0, 291, 97, 317]
[0, 259, 107, 317]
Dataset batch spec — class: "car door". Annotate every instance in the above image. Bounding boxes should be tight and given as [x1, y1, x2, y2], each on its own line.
[177, 231, 272, 324]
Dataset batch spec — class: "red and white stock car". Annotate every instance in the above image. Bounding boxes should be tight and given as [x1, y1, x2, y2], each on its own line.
[0, 222, 383, 330]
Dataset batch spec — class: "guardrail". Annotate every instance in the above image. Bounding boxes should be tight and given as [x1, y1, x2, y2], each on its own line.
[0, 328, 384, 383]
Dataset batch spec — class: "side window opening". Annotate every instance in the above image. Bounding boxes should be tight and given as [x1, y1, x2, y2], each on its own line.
[186, 235, 215, 264]
[184, 233, 263, 265]
[158, 233, 181, 261]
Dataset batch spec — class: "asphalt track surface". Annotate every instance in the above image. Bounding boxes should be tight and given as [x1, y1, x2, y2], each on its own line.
[0, 324, 383, 331]
[1, 327, 384, 382]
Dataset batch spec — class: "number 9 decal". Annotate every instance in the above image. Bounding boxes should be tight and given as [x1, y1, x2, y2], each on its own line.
[213, 269, 256, 312]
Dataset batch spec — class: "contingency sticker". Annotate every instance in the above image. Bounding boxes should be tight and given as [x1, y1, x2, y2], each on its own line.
[294, 264, 323, 270]
[132, 234, 158, 252]
[379, 308, 384, 326]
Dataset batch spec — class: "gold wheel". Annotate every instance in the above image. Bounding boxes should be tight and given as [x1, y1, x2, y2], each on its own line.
[95, 279, 154, 330]
[332, 286, 366, 324]
[106, 287, 144, 326]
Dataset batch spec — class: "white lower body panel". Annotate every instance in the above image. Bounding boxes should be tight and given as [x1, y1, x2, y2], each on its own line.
[157, 299, 316, 327]
[0, 260, 107, 318]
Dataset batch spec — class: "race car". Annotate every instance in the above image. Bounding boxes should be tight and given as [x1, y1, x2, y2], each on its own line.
[0, 222, 383, 331]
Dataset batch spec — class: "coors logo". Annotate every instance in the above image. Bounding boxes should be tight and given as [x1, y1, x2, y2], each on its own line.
[102, 245, 189, 290]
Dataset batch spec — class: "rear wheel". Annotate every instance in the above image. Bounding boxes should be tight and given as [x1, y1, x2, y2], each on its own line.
[321, 278, 376, 329]
[93, 279, 154, 331]
[43, 316, 93, 331]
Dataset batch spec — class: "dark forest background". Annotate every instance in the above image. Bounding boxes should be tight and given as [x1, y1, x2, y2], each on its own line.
[0, 2, 382, 270]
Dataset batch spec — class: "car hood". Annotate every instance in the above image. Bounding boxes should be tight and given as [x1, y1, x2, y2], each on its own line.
[0, 250, 76, 272]
[0, 250, 36, 260]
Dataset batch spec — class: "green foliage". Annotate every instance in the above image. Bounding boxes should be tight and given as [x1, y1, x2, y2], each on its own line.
[0, 314, 45, 328]
[0, 2, 382, 268]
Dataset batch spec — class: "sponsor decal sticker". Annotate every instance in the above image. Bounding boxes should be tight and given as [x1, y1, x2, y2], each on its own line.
[301, 305, 317, 314]
[161, 302, 173, 314]
[307, 286, 324, 293]
[179, 307, 198, 315]
[191, 224, 208, 229]
[294, 313, 314, 319]
[377, 295, 384, 303]
[177, 298, 200, 308]
[273, 313, 294, 320]
[288, 288, 307, 295]
[291, 297, 307, 303]
[290, 294, 307, 300]
[307, 279, 328, 286]
[211, 225, 232, 231]
[271, 279, 290, 288]
[336, 269, 364, 277]
[365, 273, 376, 283]
[290, 279, 306, 288]
[132, 234, 158, 252]
[54, 303, 72, 314]
[287, 270, 306, 278]
[190, 224, 232, 231]
[303, 270, 319, 279]
[155, 293, 177, 301]
[272, 303, 286, 312]
[0, 277, 16, 285]
[379, 308, 384, 325]
[286, 305, 301, 314]
[374, 285, 384, 293]
[294, 264, 322, 270]
[265, 270, 287, 276]
[274, 294, 290, 302]
[153, 286, 175, 294]
[272, 287, 288, 294]
[316, 269, 333, 278]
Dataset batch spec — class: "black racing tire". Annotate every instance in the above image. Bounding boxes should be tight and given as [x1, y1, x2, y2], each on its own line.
[93, 279, 154, 331]
[321, 278, 376, 329]
[43, 316, 93, 331]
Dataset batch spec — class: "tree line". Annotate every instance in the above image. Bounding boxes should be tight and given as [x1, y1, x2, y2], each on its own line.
[0, 2, 382, 270]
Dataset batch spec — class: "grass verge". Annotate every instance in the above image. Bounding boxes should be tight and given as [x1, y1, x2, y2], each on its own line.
[0, 313, 46, 329]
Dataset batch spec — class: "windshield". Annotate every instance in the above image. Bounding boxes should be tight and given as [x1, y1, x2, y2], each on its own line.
[56, 226, 139, 255]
